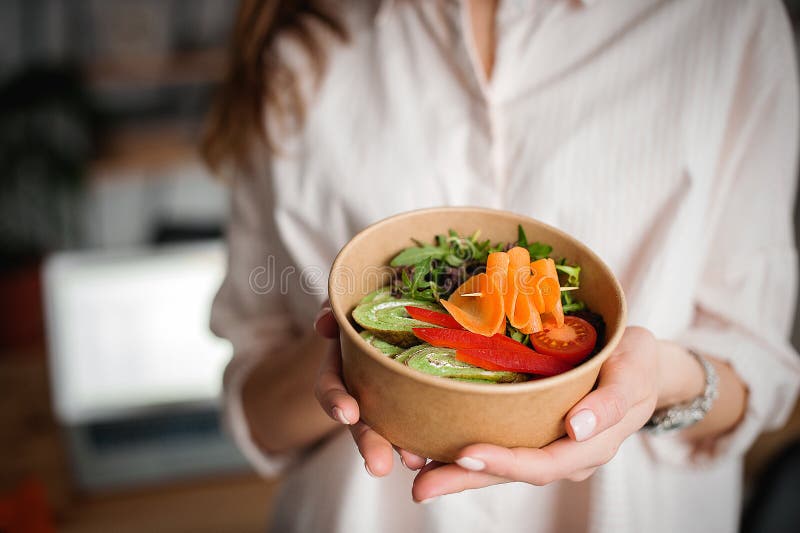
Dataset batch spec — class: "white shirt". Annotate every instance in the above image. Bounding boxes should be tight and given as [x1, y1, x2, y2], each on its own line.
[210, 1, 800, 532]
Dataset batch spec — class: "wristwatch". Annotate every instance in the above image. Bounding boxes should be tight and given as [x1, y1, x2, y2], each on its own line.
[644, 349, 719, 434]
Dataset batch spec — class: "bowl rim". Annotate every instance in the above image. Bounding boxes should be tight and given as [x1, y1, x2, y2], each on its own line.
[328, 206, 627, 396]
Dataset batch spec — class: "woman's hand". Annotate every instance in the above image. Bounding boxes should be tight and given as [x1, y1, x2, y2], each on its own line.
[313, 302, 428, 476]
[313, 313, 733, 501]
[411, 327, 665, 503]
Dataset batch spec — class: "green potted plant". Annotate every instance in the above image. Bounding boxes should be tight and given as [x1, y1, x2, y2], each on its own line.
[0, 65, 100, 349]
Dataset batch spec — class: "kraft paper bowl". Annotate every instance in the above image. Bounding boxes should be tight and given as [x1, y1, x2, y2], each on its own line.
[328, 207, 627, 462]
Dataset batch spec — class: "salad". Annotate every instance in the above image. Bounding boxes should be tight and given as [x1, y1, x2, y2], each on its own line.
[351, 226, 605, 384]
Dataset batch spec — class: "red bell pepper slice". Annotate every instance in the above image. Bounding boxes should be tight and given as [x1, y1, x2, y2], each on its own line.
[413, 327, 534, 355]
[412, 327, 573, 376]
[455, 348, 573, 376]
[405, 306, 464, 329]
[454, 351, 510, 371]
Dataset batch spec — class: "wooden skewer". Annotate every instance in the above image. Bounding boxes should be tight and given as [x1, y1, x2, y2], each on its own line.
[460, 286, 580, 297]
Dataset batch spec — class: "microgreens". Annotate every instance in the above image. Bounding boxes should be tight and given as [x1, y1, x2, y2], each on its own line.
[506, 323, 531, 347]
[516, 225, 552, 260]
[390, 225, 586, 311]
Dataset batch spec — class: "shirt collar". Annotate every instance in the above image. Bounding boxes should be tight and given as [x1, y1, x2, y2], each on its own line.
[378, 0, 602, 22]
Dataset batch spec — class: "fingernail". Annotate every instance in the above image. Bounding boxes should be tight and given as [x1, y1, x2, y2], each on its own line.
[332, 406, 350, 425]
[364, 462, 378, 478]
[419, 497, 437, 504]
[400, 456, 410, 470]
[455, 456, 485, 471]
[313, 306, 332, 329]
[570, 410, 597, 441]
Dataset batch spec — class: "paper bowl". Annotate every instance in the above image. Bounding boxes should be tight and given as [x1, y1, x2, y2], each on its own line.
[328, 207, 626, 462]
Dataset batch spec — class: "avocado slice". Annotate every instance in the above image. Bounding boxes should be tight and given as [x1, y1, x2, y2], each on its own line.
[358, 288, 396, 304]
[359, 330, 405, 356]
[352, 291, 444, 348]
[394, 344, 528, 383]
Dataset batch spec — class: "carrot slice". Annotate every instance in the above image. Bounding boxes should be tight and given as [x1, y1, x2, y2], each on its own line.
[530, 258, 554, 278]
[440, 272, 505, 336]
[505, 247, 542, 334]
[550, 299, 565, 328]
[487, 252, 509, 295]
[536, 276, 560, 310]
[505, 247, 530, 327]
[486, 252, 510, 334]
[524, 274, 545, 313]
[530, 258, 564, 327]
[520, 305, 543, 335]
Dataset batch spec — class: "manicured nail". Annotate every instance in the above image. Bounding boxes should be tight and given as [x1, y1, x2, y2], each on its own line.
[456, 456, 485, 471]
[313, 306, 332, 329]
[364, 462, 378, 478]
[332, 406, 350, 425]
[419, 497, 437, 504]
[570, 410, 597, 441]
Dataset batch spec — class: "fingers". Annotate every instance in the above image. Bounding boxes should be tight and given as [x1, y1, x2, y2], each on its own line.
[567, 467, 597, 482]
[314, 299, 339, 339]
[314, 341, 359, 425]
[566, 382, 629, 442]
[395, 447, 427, 470]
[448, 399, 655, 489]
[411, 326, 663, 501]
[349, 422, 395, 477]
[418, 460, 445, 476]
[412, 462, 507, 503]
[454, 444, 563, 486]
[313, 299, 411, 478]
[566, 327, 658, 441]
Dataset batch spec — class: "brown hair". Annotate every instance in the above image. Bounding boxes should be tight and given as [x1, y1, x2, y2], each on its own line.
[201, 0, 347, 176]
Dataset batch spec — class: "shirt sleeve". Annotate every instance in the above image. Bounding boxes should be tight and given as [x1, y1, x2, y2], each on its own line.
[210, 163, 301, 477]
[643, 0, 800, 465]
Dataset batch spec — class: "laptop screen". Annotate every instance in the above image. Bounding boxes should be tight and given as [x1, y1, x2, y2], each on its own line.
[44, 242, 232, 424]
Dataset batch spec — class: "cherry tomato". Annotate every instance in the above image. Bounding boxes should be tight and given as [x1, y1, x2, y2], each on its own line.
[530, 315, 597, 365]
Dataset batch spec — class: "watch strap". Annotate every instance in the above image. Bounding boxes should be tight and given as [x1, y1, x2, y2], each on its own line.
[644, 349, 719, 434]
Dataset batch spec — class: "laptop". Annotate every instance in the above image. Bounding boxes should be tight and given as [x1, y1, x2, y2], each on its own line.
[43, 241, 250, 490]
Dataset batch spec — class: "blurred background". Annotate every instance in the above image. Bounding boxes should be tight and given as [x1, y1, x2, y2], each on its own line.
[0, 1, 799, 532]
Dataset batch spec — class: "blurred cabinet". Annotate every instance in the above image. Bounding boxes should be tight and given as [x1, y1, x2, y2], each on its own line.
[86, 148, 229, 249]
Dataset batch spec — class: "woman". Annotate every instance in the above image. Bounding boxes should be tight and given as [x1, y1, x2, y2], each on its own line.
[205, 1, 800, 531]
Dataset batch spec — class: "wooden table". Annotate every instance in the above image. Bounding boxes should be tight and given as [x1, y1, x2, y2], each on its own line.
[0, 344, 280, 532]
